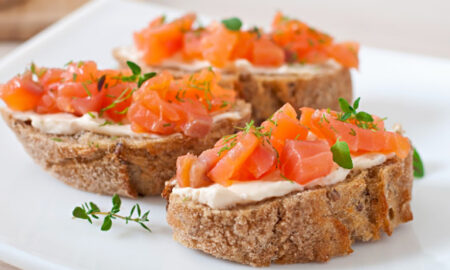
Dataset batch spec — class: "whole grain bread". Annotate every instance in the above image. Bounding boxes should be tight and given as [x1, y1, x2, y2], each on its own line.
[164, 153, 413, 267]
[113, 47, 352, 123]
[1, 101, 251, 197]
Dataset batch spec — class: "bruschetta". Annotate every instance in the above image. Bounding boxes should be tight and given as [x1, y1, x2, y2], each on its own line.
[0, 61, 251, 197]
[114, 12, 356, 122]
[163, 99, 413, 266]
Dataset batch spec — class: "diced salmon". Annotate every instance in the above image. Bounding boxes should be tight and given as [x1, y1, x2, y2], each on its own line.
[208, 132, 259, 185]
[176, 153, 197, 187]
[280, 139, 333, 185]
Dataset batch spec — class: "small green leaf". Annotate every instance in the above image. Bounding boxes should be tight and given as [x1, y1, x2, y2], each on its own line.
[112, 194, 121, 208]
[89, 202, 100, 213]
[221, 17, 242, 31]
[136, 204, 141, 216]
[73, 207, 89, 220]
[331, 140, 353, 169]
[101, 216, 112, 231]
[129, 205, 136, 217]
[138, 72, 157, 87]
[126, 61, 141, 75]
[338, 98, 353, 113]
[413, 147, 425, 178]
[139, 222, 152, 232]
[341, 112, 352, 121]
[353, 97, 360, 110]
[355, 111, 374, 122]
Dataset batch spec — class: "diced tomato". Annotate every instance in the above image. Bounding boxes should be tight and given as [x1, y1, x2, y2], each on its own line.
[0, 74, 44, 111]
[280, 139, 333, 185]
[208, 132, 259, 185]
[251, 37, 285, 67]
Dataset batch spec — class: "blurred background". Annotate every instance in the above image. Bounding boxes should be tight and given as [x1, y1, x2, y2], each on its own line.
[0, 0, 449, 61]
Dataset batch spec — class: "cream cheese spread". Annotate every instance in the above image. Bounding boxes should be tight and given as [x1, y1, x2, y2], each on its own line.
[4, 108, 242, 138]
[116, 46, 341, 75]
[172, 153, 394, 209]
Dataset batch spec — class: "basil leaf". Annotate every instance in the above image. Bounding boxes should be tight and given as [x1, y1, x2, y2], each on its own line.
[331, 140, 353, 169]
[221, 17, 242, 31]
[126, 61, 141, 75]
[341, 112, 352, 121]
[355, 111, 374, 122]
[413, 147, 425, 178]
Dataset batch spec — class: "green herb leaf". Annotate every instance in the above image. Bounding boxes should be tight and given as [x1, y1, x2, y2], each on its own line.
[112, 194, 121, 208]
[341, 112, 352, 121]
[101, 216, 112, 231]
[221, 17, 242, 31]
[353, 97, 360, 110]
[51, 137, 62, 142]
[73, 207, 89, 220]
[413, 147, 425, 178]
[355, 111, 374, 122]
[71, 195, 151, 232]
[138, 72, 157, 87]
[126, 61, 141, 75]
[89, 202, 100, 213]
[331, 140, 353, 169]
[82, 82, 92, 97]
[338, 98, 353, 113]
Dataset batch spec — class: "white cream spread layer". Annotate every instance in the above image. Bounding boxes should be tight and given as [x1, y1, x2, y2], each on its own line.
[4, 108, 242, 138]
[172, 153, 394, 209]
[117, 46, 341, 75]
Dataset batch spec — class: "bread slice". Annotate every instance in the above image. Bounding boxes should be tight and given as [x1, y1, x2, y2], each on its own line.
[113, 47, 352, 123]
[1, 101, 251, 197]
[163, 153, 413, 266]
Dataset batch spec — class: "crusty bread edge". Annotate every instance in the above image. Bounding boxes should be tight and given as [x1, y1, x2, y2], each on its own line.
[1, 101, 251, 197]
[164, 153, 413, 266]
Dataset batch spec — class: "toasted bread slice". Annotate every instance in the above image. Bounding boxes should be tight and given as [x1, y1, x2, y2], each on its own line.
[113, 46, 352, 123]
[1, 101, 251, 197]
[163, 153, 413, 266]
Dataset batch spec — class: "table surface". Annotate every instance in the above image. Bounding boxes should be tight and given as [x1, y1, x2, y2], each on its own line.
[0, 1, 449, 269]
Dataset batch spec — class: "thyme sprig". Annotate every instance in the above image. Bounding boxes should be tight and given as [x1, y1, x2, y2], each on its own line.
[337, 97, 379, 130]
[121, 61, 156, 87]
[72, 194, 151, 232]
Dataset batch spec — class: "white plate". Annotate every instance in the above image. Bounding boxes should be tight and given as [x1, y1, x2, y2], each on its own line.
[1, 0, 450, 269]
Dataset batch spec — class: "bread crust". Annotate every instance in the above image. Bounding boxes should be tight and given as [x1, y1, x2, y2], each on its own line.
[1, 101, 251, 197]
[113, 48, 352, 123]
[164, 154, 413, 266]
